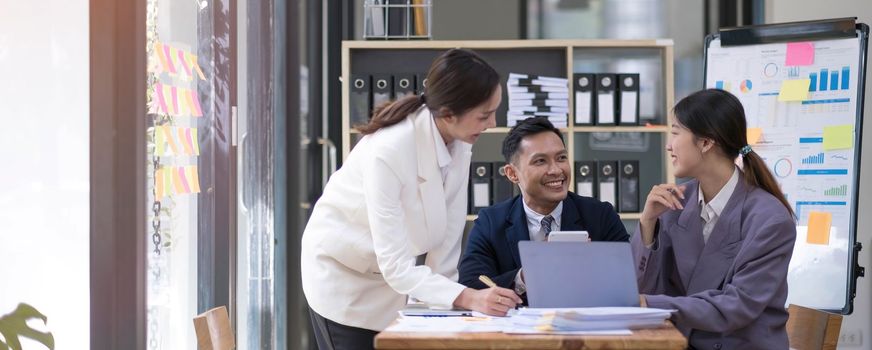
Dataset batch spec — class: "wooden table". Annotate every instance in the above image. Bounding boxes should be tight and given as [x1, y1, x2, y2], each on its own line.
[375, 322, 687, 349]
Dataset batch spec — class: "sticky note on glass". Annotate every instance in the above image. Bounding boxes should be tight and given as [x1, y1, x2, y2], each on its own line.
[807, 211, 832, 245]
[778, 79, 811, 102]
[786, 42, 815, 66]
[823, 124, 854, 150]
[747, 128, 763, 145]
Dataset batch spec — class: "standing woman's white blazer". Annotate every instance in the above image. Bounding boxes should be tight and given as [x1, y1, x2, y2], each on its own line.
[301, 106, 472, 330]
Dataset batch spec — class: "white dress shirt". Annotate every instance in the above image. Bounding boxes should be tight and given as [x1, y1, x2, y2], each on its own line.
[698, 167, 739, 244]
[515, 200, 564, 294]
[523, 200, 563, 241]
[430, 116, 457, 183]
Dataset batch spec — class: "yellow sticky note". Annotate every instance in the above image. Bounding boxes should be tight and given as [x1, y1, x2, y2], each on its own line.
[155, 126, 166, 156]
[163, 167, 173, 196]
[187, 166, 201, 193]
[823, 125, 854, 151]
[191, 128, 200, 155]
[807, 211, 832, 245]
[778, 79, 811, 102]
[176, 87, 191, 116]
[747, 128, 763, 145]
[162, 84, 176, 115]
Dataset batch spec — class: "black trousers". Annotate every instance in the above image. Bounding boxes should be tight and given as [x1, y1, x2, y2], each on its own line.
[309, 308, 379, 350]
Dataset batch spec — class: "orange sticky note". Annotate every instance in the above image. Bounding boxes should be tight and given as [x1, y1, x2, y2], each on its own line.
[155, 43, 169, 73]
[155, 168, 165, 201]
[188, 53, 206, 80]
[807, 211, 832, 245]
[747, 128, 763, 145]
[162, 126, 179, 155]
[171, 166, 185, 194]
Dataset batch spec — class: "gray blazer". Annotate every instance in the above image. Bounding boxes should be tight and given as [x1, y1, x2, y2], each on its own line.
[631, 175, 796, 350]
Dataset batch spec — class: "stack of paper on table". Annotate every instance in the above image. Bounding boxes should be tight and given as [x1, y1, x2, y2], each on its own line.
[384, 307, 674, 335]
[509, 307, 675, 332]
[386, 309, 510, 333]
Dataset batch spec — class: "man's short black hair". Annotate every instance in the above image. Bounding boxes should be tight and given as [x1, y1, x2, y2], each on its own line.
[501, 117, 565, 163]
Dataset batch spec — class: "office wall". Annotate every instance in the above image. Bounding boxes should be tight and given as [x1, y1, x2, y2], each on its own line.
[353, 0, 523, 40]
[0, 0, 90, 348]
[431, 0, 522, 40]
[766, 1, 872, 348]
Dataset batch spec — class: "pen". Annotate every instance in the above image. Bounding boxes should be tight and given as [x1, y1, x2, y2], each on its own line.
[480, 274, 520, 310]
[478, 275, 497, 288]
[413, 314, 473, 318]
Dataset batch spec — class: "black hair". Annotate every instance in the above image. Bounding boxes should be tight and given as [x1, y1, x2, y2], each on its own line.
[501, 117, 564, 163]
[674, 89, 794, 217]
[358, 48, 500, 135]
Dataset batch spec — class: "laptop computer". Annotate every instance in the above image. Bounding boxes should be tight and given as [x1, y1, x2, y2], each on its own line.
[519, 241, 640, 308]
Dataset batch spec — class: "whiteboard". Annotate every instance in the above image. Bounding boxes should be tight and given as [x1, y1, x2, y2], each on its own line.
[705, 28, 867, 313]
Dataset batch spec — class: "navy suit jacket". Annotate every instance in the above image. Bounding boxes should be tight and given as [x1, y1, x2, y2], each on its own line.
[458, 191, 630, 293]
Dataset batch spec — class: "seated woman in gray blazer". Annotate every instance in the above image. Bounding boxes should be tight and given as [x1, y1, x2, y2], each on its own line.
[633, 89, 796, 350]
[301, 49, 522, 350]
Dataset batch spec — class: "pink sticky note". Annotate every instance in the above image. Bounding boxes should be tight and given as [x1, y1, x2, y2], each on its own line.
[155, 82, 169, 115]
[190, 90, 204, 117]
[162, 45, 177, 74]
[786, 42, 814, 66]
[170, 86, 180, 116]
[177, 49, 193, 79]
[178, 166, 191, 194]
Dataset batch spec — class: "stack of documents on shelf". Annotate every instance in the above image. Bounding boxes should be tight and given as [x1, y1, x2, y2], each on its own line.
[507, 307, 675, 333]
[507, 73, 570, 128]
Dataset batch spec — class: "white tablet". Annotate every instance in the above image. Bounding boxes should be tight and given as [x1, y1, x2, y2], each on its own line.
[547, 230, 590, 242]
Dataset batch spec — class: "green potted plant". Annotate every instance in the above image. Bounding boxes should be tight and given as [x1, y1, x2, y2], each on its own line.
[0, 303, 54, 350]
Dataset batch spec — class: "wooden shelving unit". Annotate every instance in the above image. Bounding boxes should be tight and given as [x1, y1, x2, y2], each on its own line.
[342, 39, 675, 221]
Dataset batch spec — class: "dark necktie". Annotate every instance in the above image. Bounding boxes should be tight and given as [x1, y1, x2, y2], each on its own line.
[541, 215, 554, 239]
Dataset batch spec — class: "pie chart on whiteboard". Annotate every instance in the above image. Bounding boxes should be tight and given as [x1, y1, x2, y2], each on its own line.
[740, 79, 753, 93]
[774, 158, 792, 178]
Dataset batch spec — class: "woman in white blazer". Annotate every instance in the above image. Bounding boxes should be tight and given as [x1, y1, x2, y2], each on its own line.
[301, 49, 523, 349]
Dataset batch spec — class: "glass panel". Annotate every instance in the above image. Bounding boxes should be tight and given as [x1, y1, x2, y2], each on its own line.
[528, 0, 704, 99]
[0, 0, 90, 348]
[236, 0, 281, 347]
[145, 0, 218, 348]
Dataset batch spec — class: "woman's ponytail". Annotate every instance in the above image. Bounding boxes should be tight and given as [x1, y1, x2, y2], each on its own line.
[742, 149, 795, 217]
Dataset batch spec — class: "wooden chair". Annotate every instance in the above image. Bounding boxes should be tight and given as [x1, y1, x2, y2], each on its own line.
[193, 306, 235, 350]
[786, 304, 842, 350]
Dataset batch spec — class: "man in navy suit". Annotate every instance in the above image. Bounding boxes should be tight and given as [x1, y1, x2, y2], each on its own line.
[458, 117, 629, 301]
